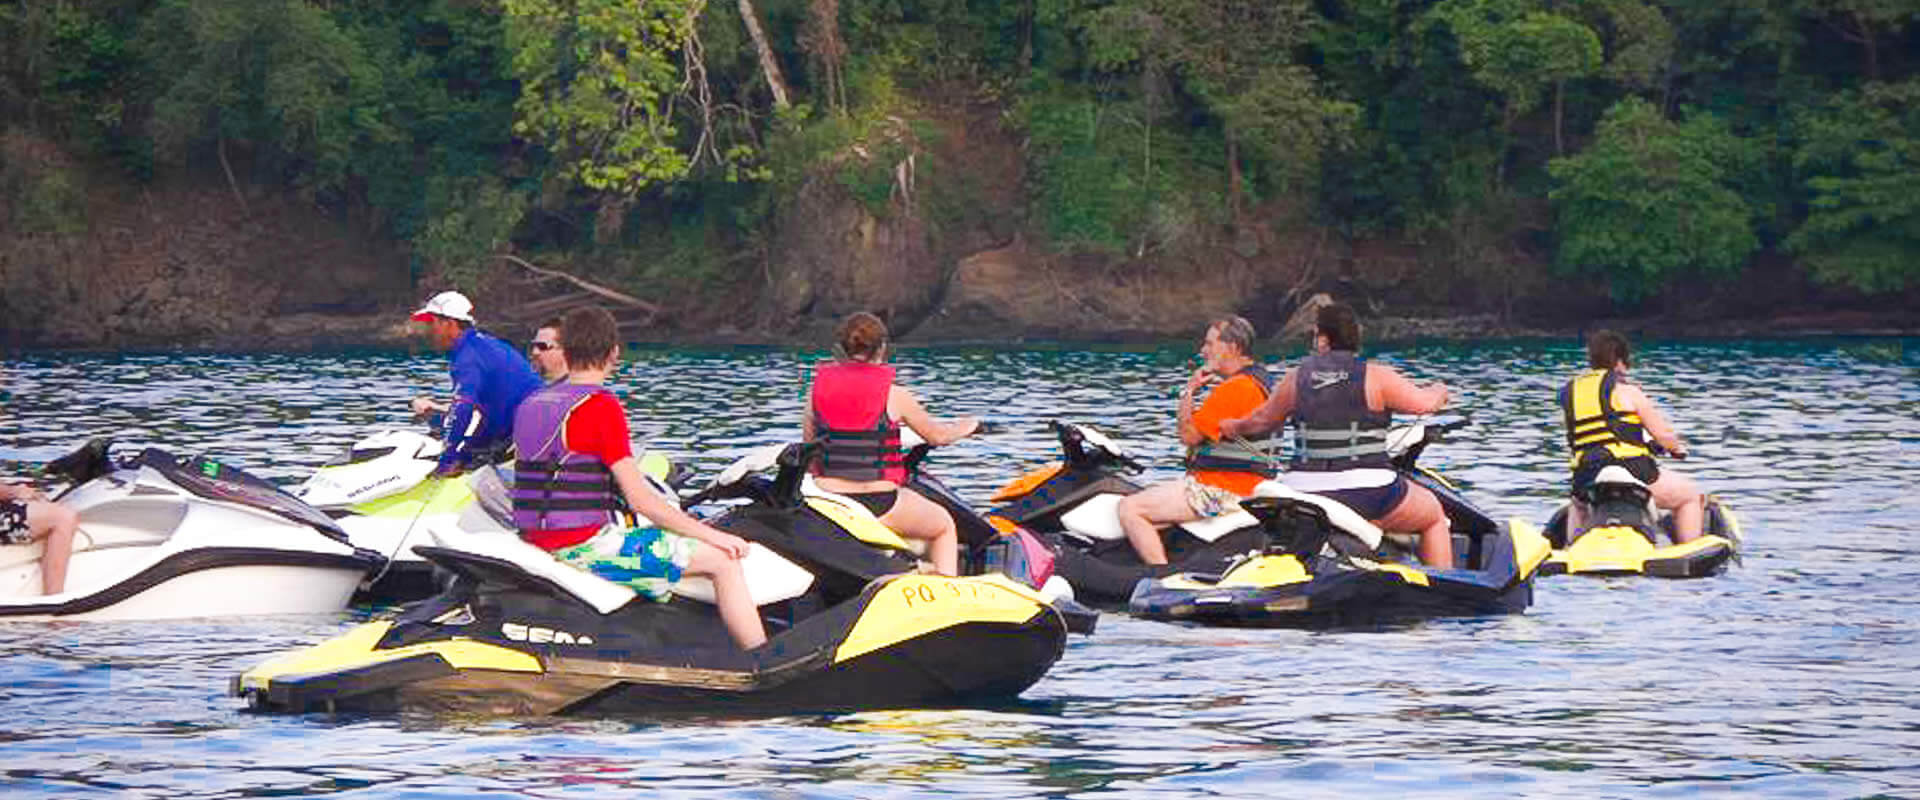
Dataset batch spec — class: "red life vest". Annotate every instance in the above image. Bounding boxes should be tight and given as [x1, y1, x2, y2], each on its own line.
[810, 361, 906, 485]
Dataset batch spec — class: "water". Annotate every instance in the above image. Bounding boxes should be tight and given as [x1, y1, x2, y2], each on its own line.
[3, 339, 1917, 797]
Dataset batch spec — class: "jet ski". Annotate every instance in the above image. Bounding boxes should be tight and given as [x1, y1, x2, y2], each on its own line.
[1127, 478, 1549, 626]
[297, 429, 679, 603]
[0, 440, 381, 621]
[989, 419, 1548, 620]
[983, 422, 1267, 605]
[233, 442, 1073, 715]
[1540, 462, 1741, 578]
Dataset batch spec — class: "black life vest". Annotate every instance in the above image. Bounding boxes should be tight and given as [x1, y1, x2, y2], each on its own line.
[1291, 351, 1393, 471]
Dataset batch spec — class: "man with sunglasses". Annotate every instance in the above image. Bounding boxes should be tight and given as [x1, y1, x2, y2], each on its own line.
[409, 291, 542, 475]
[529, 317, 566, 382]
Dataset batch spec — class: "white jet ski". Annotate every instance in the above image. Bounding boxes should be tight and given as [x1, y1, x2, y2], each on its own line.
[0, 441, 382, 621]
[297, 429, 681, 604]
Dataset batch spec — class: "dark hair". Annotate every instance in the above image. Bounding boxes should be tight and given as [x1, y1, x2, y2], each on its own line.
[1587, 329, 1632, 369]
[537, 316, 562, 333]
[1210, 315, 1256, 357]
[559, 306, 620, 370]
[835, 312, 889, 361]
[1316, 303, 1361, 351]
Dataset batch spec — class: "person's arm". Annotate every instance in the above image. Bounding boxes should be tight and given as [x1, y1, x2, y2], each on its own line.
[609, 457, 750, 558]
[1176, 367, 1212, 448]
[1219, 369, 1296, 438]
[1616, 383, 1686, 456]
[891, 387, 978, 446]
[434, 355, 487, 472]
[1372, 364, 1449, 415]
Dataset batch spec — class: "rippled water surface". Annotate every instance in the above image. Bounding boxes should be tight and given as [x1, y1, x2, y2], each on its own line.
[3, 339, 1917, 797]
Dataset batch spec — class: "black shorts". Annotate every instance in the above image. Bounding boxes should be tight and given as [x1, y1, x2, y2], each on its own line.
[1315, 476, 1410, 520]
[1571, 456, 1659, 498]
[1, 499, 32, 546]
[844, 490, 898, 517]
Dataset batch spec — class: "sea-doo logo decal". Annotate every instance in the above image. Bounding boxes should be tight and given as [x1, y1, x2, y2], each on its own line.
[1309, 370, 1350, 390]
[501, 622, 595, 646]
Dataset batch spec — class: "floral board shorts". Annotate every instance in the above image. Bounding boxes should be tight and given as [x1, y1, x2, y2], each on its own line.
[1, 500, 31, 546]
[552, 524, 698, 601]
[1182, 476, 1244, 518]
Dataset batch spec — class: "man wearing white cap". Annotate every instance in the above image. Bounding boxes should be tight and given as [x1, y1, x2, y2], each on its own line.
[410, 291, 543, 474]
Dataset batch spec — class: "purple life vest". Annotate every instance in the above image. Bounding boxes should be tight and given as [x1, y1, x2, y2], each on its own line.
[511, 382, 619, 533]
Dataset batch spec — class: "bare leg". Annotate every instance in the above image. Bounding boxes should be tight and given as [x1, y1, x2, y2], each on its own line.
[27, 501, 78, 595]
[1115, 481, 1199, 566]
[1649, 468, 1704, 543]
[877, 489, 959, 576]
[1378, 483, 1452, 568]
[687, 544, 767, 649]
[1564, 500, 1587, 538]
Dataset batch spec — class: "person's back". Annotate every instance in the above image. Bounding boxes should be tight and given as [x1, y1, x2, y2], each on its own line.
[1559, 330, 1703, 541]
[1222, 302, 1455, 566]
[449, 327, 542, 451]
[803, 312, 977, 576]
[408, 291, 542, 474]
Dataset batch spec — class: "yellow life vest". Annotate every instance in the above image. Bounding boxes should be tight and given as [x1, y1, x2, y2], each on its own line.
[1558, 369, 1651, 470]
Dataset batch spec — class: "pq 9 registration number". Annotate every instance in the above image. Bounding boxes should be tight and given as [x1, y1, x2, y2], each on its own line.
[899, 580, 1005, 609]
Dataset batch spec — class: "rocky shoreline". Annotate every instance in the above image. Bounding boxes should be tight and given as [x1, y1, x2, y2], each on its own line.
[13, 305, 1913, 355]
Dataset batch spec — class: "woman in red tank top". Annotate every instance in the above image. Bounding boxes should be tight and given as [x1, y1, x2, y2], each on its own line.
[803, 313, 979, 576]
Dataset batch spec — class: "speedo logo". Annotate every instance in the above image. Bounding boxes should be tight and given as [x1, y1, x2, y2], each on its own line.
[501, 622, 595, 645]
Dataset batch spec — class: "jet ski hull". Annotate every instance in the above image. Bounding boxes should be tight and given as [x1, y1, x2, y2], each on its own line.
[1541, 496, 1741, 578]
[1128, 518, 1550, 627]
[234, 569, 1067, 715]
[1, 446, 381, 621]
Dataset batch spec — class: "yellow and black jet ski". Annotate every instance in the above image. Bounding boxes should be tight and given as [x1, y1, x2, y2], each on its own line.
[1128, 480, 1551, 628]
[233, 444, 1072, 715]
[1540, 464, 1740, 578]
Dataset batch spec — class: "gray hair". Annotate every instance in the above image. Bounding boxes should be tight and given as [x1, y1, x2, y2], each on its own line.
[1211, 315, 1257, 356]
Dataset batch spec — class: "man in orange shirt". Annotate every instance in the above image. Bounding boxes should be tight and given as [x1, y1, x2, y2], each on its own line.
[1115, 316, 1281, 566]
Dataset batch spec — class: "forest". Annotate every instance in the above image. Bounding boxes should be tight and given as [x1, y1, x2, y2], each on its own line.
[1, 0, 1915, 336]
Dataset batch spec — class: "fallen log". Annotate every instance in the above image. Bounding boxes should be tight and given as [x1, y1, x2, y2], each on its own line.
[492, 254, 662, 317]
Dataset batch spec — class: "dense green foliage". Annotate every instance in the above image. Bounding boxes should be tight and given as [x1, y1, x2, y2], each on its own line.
[1, 0, 1915, 303]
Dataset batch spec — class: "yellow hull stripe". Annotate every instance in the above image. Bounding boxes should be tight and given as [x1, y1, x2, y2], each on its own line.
[834, 574, 1049, 663]
[351, 476, 475, 519]
[1508, 518, 1552, 576]
[805, 497, 916, 552]
[1548, 529, 1734, 573]
[237, 621, 541, 691]
[1219, 555, 1310, 587]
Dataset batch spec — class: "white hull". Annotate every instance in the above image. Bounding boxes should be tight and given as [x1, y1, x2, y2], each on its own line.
[0, 563, 366, 622]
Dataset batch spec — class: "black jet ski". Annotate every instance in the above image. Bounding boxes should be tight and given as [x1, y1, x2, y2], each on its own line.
[1540, 461, 1741, 578]
[1, 440, 381, 621]
[981, 422, 1268, 605]
[232, 443, 1072, 715]
[990, 420, 1550, 625]
[1127, 479, 1549, 626]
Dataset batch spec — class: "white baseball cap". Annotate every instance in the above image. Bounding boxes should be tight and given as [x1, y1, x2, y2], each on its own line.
[410, 291, 475, 323]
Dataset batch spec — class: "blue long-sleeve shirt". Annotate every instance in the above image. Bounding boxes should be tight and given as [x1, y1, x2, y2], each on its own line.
[437, 328, 542, 472]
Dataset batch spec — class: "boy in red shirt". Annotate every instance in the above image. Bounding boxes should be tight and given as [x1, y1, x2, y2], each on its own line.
[511, 306, 766, 649]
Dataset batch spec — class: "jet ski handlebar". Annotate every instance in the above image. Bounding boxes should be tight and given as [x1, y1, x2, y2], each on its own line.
[1048, 420, 1145, 473]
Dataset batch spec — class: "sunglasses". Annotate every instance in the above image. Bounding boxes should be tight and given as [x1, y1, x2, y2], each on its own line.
[529, 341, 557, 352]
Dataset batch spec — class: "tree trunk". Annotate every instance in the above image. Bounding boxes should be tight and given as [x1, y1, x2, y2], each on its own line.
[738, 0, 791, 109]
[1553, 80, 1566, 156]
[1225, 126, 1243, 220]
